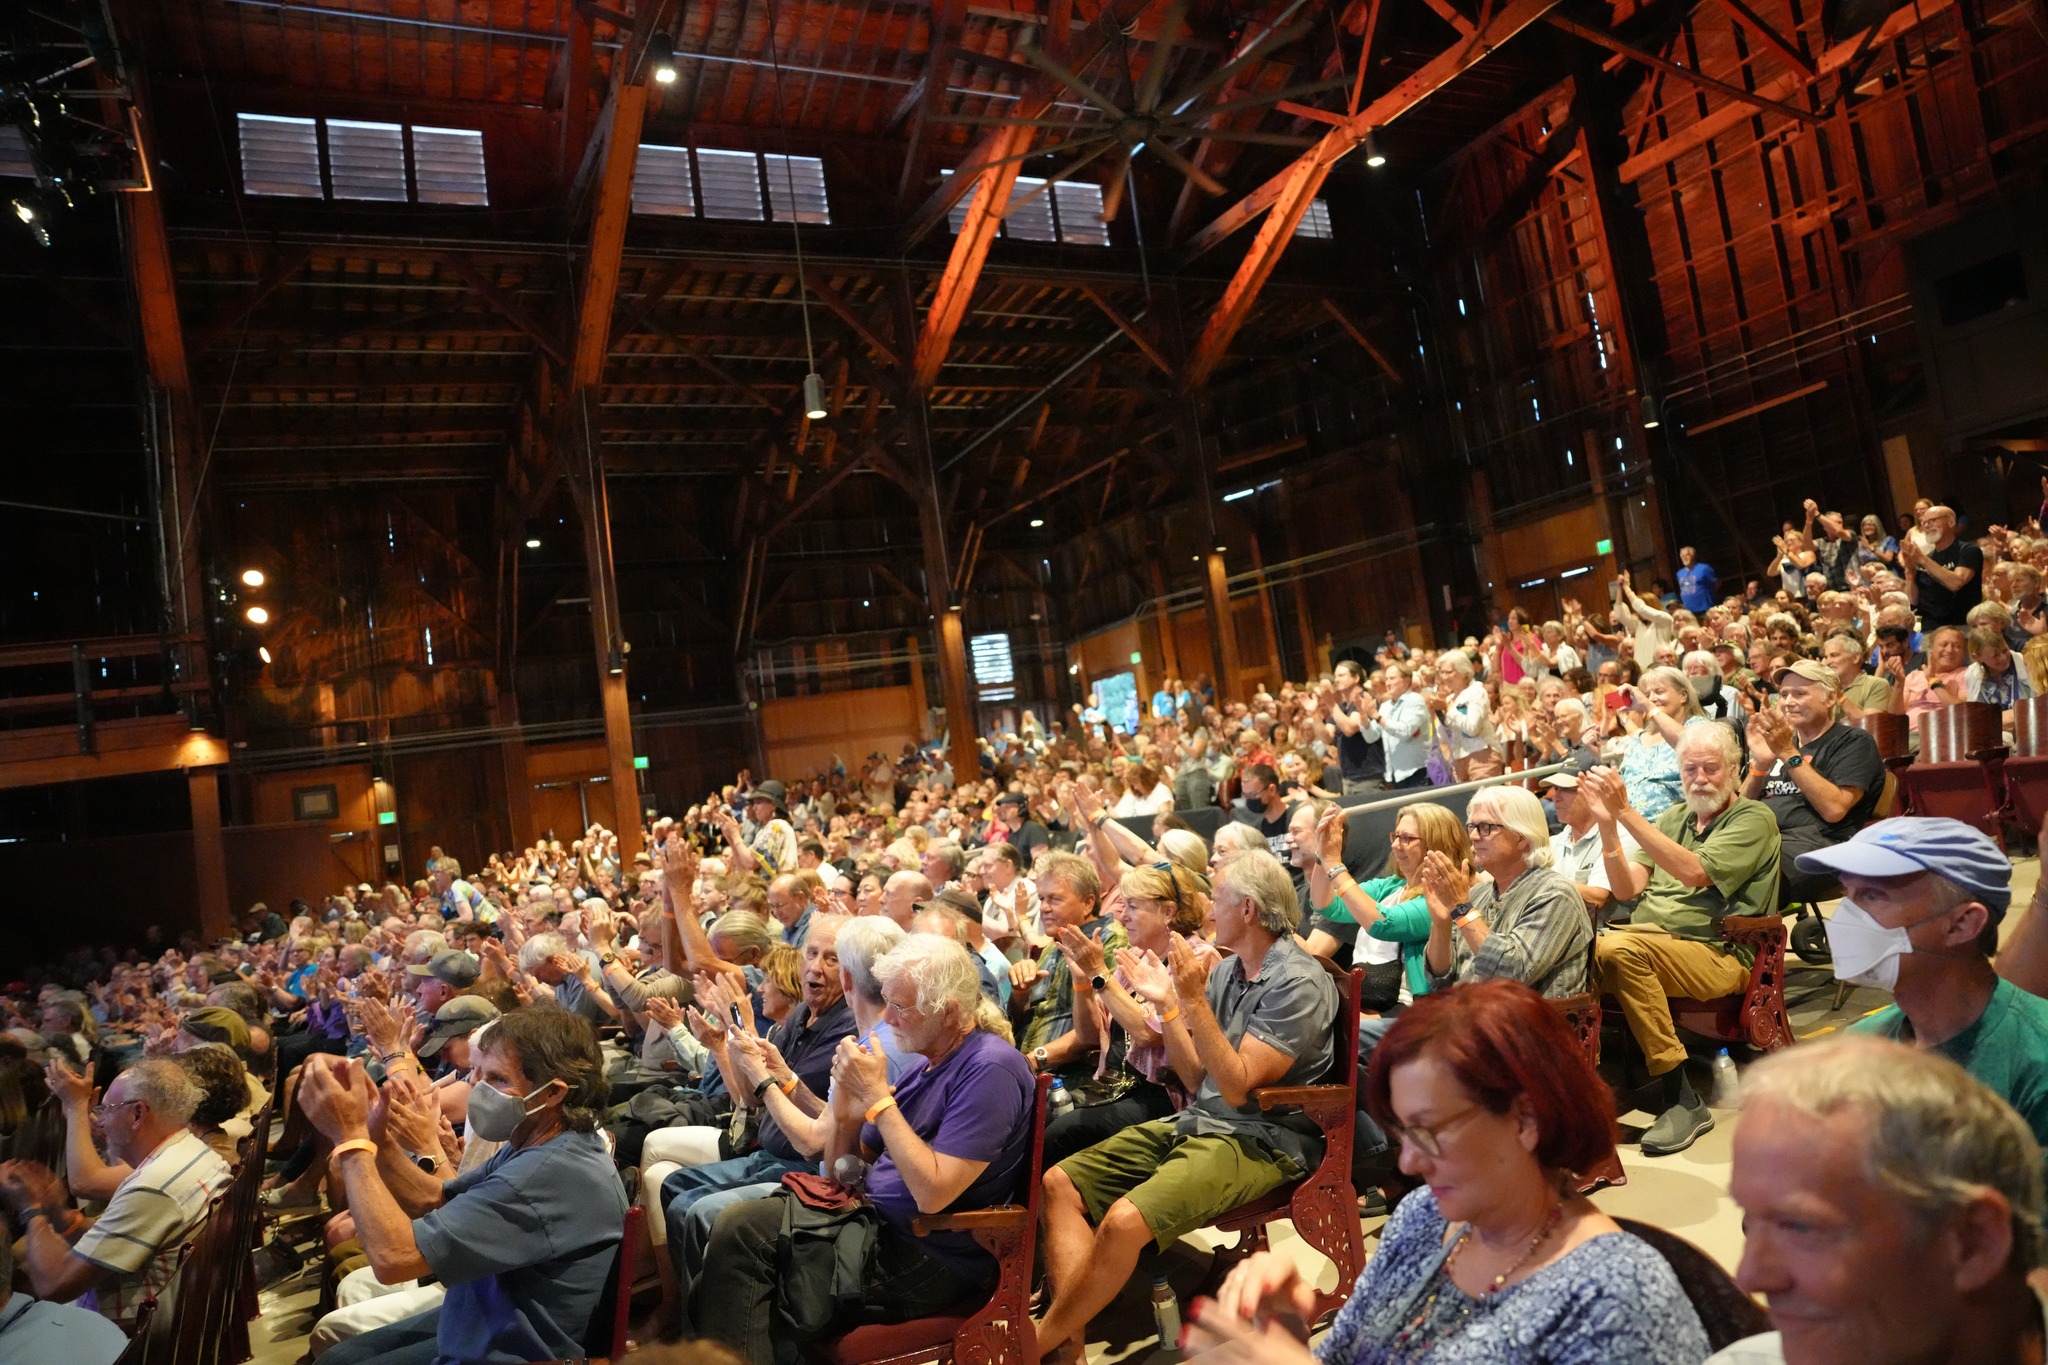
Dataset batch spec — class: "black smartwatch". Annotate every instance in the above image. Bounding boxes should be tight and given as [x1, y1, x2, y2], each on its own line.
[1451, 900, 1473, 922]
[1089, 974, 1108, 992]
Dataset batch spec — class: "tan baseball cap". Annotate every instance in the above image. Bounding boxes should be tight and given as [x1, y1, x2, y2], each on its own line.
[1774, 659, 1839, 690]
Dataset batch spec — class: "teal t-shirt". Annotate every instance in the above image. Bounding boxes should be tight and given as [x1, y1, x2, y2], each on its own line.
[1318, 874, 1433, 999]
[1851, 978, 2048, 1163]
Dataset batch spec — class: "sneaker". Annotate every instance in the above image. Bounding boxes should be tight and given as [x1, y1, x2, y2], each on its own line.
[1640, 1096, 1714, 1156]
[260, 1185, 322, 1210]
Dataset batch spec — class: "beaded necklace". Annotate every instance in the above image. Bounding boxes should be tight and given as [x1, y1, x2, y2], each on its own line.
[1384, 1199, 1567, 1360]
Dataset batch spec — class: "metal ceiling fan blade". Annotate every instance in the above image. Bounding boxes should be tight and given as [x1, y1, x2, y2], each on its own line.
[1005, 138, 1120, 216]
[1133, 0, 1190, 114]
[1168, 18, 1314, 115]
[1200, 75, 1350, 118]
[1147, 137, 1228, 196]
[1097, 143, 1138, 221]
[1013, 34, 1132, 122]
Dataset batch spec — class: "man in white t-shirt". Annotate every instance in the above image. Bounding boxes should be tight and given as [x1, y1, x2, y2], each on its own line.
[1542, 771, 1639, 921]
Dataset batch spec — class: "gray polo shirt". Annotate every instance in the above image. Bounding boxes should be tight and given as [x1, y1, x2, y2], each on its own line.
[1173, 935, 1339, 1173]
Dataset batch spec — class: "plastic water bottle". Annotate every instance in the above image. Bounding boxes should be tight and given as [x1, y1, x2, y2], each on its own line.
[1048, 1078, 1075, 1120]
[1709, 1049, 1741, 1107]
[1150, 1274, 1182, 1352]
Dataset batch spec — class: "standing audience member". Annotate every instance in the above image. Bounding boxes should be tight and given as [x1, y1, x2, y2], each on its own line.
[1744, 661, 1886, 900]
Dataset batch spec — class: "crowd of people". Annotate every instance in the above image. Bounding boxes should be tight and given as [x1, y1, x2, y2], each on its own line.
[6, 493, 2048, 1365]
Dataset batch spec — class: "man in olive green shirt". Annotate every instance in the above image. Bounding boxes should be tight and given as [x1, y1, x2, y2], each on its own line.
[1578, 723, 1781, 1156]
[1797, 817, 2048, 1173]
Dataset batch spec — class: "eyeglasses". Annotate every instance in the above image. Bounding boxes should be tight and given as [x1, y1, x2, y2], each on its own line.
[92, 1098, 141, 1125]
[1388, 832, 1422, 846]
[1383, 1103, 1484, 1158]
[1465, 821, 1506, 839]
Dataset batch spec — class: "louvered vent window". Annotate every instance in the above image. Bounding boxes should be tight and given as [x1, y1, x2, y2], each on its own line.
[632, 144, 696, 216]
[1294, 198, 1333, 240]
[970, 633, 1017, 702]
[941, 168, 1113, 245]
[1052, 180, 1110, 246]
[763, 153, 829, 224]
[1004, 177, 1058, 242]
[238, 113, 323, 198]
[0, 126, 33, 178]
[411, 126, 488, 205]
[696, 148, 764, 221]
[326, 120, 407, 201]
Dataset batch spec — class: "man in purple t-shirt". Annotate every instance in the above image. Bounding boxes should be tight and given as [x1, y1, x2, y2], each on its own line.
[686, 935, 1034, 1365]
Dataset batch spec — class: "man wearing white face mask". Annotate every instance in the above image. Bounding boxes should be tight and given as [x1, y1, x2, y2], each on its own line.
[1795, 817, 2048, 1161]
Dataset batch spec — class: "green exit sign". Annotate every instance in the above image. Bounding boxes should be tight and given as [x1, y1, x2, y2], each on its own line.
[1595, 538, 1613, 555]
[377, 810, 396, 826]
[1130, 651, 1142, 664]
[633, 755, 649, 770]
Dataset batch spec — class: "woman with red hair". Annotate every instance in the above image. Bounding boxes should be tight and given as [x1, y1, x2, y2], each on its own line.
[1183, 980, 1709, 1364]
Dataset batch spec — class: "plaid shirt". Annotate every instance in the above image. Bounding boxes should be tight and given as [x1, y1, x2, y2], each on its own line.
[73, 1130, 231, 1327]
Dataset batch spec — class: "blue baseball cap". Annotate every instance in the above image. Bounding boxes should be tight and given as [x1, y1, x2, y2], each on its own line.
[1794, 817, 2012, 913]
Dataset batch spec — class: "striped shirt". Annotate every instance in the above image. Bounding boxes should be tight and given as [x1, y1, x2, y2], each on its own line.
[72, 1129, 231, 1327]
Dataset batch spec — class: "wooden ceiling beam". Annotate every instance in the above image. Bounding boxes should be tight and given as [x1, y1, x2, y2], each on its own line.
[1712, 0, 1816, 77]
[1181, 0, 1562, 387]
[570, 83, 649, 390]
[438, 255, 570, 372]
[911, 120, 1030, 392]
[1545, 15, 1822, 125]
[902, 0, 1152, 245]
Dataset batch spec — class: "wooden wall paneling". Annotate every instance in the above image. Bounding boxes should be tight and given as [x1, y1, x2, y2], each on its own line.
[759, 685, 919, 782]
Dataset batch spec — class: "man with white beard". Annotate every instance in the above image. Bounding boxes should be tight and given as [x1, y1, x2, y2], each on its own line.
[1575, 724, 1782, 1156]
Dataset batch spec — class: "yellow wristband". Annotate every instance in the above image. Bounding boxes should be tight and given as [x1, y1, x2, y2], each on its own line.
[1160, 1004, 1182, 1024]
[332, 1138, 377, 1161]
[864, 1095, 899, 1124]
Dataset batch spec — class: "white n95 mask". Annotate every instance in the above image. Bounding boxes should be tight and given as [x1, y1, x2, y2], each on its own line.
[1826, 898, 1912, 991]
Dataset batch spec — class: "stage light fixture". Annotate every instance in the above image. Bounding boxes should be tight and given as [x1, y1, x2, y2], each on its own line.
[802, 372, 828, 421]
[1029, 518, 1045, 528]
[245, 605, 269, 624]
[240, 568, 265, 587]
[525, 537, 542, 549]
[649, 33, 679, 84]
[1364, 131, 1387, 168]
[258, 646, 272, 664]
[1641, 393, 1664, 429]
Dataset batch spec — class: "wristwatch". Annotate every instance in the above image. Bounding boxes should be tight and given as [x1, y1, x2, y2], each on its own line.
[1032, 1046, 1050, 1070]
[1783, 754, 1806, 770]
[600, 952, 619, 967]
[1451, 900, 1473, 922]
[415, 1153, 442, 1174]
[1089, 974, 1108, 992]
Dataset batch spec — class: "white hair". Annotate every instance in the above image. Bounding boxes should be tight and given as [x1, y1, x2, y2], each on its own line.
[122, 1057, 204, 1126]
[403, 929, 447, 964]
[518, 931, 568, 973]
[1159, 828, 1211, 877]
[1467, 786, 1555, 868]
[835, 916, 905, 1004]
[1440, 650, 1476, 680]
[874, 933, 983, 1025]
[1675, 720, 1742, 770]
[1213, 823, 1264, 857]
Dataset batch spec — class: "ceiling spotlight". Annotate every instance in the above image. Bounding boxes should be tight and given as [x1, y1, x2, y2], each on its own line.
[1364, 130, 1387, 169]
[525, 537, 542, 549]
[802, 372, 828, 421]
[649, 32, 678, 85]
[258, 646, 272, 665]
[240, 568, 265, 587]
[1029, 518, 1045, 528]
[1641, 392, 1664, 429]
[245, 605, 269, 625]
[1214, 544, 1227, 553]
[13, 200, 31, 224]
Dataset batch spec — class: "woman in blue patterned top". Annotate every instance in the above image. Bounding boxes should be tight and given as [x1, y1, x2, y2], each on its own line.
[1182, 980, 1709, 1365]
[1616, 666, 1710, 821]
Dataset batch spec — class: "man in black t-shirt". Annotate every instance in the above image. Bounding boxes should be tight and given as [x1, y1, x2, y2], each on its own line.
[1233, 762, 1299, 860]
[1742, 661, 1887, 900]
[1319, 660, 1385, 796]
[1902, 504, 1983, 631]
[991, 791, 1050, 866]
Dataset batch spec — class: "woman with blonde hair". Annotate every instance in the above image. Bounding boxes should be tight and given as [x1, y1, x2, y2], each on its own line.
[1614, 664, 1708, 819]
[2025, 636, 2048, 699]
[1042, 860, 1217, 1162]
[1304, 803, 1471, 1046]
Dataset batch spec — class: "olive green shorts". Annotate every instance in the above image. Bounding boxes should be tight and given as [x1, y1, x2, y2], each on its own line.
[1054, 1118, 1301, 1252]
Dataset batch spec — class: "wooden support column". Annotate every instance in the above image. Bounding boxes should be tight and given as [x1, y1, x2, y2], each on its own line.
[1203, 551, 1242, 702]
[122, 188, 208, 700]
[563, 81, 647, 860]
[188, 767, 231, 941]
[1146, 560, 1181, 685]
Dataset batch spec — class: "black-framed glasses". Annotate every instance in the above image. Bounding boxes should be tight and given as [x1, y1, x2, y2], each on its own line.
[1382, 1103, 1484, 1158]
[1465, 821, 1507, 839]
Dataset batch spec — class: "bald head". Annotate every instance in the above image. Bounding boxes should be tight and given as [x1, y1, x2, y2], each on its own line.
[882, 871, 932, 929]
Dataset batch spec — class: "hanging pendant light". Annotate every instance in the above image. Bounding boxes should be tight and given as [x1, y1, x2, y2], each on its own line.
[802, 371, 827, 421]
